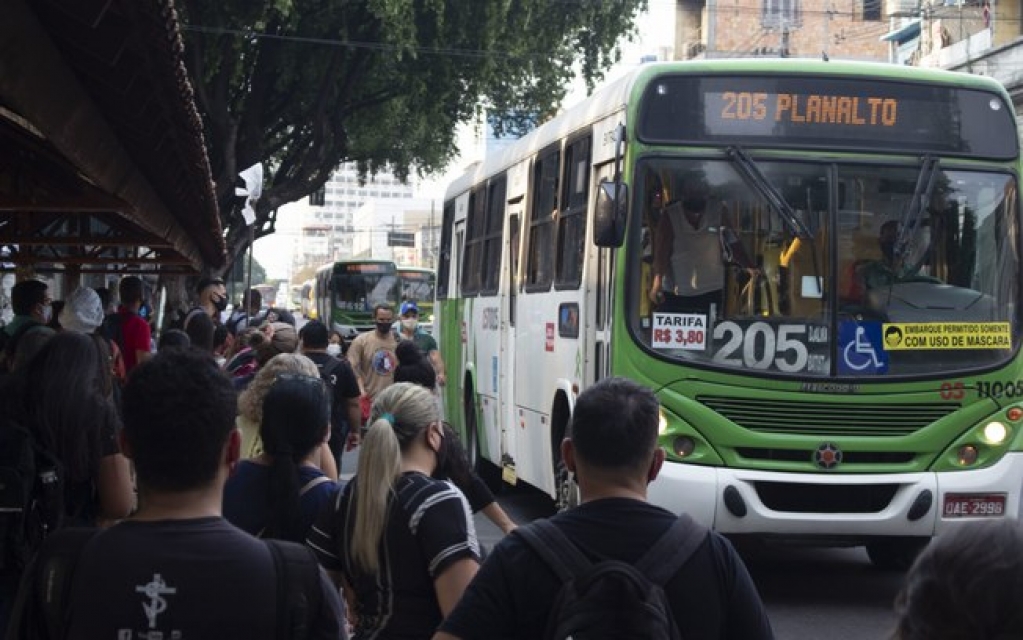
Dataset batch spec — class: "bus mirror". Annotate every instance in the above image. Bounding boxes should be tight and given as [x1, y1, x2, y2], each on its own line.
[594, 180, 628, 247]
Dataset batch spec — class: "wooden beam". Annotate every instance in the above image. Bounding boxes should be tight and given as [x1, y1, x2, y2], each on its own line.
[3, 255, 191, 266]
[0, 236, 172, 248]
[0, 193, 128, 212]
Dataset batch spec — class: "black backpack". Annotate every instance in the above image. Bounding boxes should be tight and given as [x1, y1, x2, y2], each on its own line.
[100, 312, 125, 356]
[0, 321, 49, 374]
[514, 514, 708, 640]
[0, 416, 64, 577]
[316, 357, 345, 426]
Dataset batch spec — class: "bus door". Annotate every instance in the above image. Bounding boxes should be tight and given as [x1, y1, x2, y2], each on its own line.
[587, 163, 617, 384]
[453, 218, 467, 381]
[500, 203, 523, 471]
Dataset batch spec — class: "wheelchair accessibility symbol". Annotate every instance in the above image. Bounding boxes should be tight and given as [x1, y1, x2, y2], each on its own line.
[838, 322, 888, 374]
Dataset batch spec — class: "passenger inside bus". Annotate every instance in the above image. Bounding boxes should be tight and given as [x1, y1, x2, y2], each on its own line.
[648, 177, 755, 318]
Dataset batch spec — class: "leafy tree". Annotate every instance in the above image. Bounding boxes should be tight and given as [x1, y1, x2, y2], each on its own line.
[178, 0, 647, 271]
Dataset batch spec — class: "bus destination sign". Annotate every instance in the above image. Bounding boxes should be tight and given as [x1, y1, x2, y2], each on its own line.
[638, 74, 1017, 159]
[715, 91, 898, 129]
[336, 262, 394, 275]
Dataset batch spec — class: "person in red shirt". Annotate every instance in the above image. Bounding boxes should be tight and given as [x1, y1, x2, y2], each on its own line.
[108, 276, 151, 373]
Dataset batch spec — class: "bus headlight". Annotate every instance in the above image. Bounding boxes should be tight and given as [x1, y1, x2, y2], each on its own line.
[982, 421, 1009, 445]
[658, 408, 668, 435]
[672, 436, 696, 458]
[957, 445, 979, 466]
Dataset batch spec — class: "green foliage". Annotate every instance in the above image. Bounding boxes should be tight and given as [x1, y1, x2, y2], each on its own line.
[178, 0, 647, 267]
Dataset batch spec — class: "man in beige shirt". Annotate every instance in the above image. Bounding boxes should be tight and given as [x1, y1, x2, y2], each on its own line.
[346, 303, 399, 404]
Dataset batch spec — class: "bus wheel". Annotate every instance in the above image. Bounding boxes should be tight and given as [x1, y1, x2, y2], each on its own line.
[464, 385, 502, 493]
[866, 537, 929, 571]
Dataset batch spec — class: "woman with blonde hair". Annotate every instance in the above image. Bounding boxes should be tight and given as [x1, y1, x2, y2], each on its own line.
[224, 372, 338, 542]
[236, 352, 338, 479]
[307, 382, 479, 639]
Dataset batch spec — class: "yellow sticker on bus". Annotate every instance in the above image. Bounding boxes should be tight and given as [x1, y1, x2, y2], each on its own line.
[882, 322, 1011, 350]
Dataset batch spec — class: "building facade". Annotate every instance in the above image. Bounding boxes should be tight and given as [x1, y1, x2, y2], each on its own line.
[676, 0, 890, 61]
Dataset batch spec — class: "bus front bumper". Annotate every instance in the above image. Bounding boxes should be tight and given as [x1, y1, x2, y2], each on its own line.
[648, 452, 1023, 539]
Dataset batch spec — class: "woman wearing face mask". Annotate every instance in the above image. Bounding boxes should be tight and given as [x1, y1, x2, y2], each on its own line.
[307, 382, 480, 639]
[327, 330, 344, 357]
[393, 340, 517, 536]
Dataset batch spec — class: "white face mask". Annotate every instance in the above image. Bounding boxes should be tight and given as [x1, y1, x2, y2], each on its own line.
[40, 304, 52, 324]
[326, 343, 342, 357]
[401, 318, 418, 332]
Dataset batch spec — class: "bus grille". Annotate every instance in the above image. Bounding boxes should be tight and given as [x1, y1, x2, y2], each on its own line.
[697, 396, 958, 438]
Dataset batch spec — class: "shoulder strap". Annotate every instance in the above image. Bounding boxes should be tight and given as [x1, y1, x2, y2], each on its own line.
[299, 475, 332, 497]
[512, 519, 593, 583]
[8, 528, 100, 640]
[4, 321, 45, 362]
[635, 514, 709, 585]
[266, 539, 323, 640]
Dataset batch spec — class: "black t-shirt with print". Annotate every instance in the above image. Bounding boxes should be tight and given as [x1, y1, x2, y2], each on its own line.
[63, 517, 345, 639]
[439, 497, 775, 640]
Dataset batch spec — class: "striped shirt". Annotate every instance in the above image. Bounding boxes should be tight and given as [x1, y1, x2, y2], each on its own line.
[307, 471, 479, 640]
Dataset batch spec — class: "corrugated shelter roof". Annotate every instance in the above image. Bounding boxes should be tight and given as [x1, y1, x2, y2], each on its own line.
[0, 0, 224, 274]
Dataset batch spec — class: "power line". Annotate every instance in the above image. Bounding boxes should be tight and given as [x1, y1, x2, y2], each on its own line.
[181, 24, 529, 60]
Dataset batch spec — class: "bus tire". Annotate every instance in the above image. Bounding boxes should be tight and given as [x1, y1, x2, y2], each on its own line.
[464, 384, 502, 493]
[551, 394, 579, 512]
[866, 537, 929, 571]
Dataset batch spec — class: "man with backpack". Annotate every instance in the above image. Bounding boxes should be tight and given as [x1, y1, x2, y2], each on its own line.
[103, 275, 151, 374]
[300, 319, 362, 469]
[0, 279, 54, 373]
[7, 348, 347, 639]
[434, 377, 774, 640]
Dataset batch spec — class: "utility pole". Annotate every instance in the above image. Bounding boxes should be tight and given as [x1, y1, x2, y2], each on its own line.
[822, 1, 833, 59]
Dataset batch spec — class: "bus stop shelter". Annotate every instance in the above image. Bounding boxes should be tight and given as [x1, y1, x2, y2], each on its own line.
[0, 0, 225, 286]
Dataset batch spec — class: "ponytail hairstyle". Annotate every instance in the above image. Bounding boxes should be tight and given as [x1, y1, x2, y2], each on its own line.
[351, 382, 439, 575]
[259, 373, 330, 542]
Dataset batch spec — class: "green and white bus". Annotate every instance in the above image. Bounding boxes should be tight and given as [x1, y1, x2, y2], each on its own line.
[437, 59, 1023, 568]
[397, 266, 436, 333]
[315, 259, 401, 345]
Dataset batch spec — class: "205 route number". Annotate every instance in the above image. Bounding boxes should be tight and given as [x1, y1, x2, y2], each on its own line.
[712, 321, 810, 373]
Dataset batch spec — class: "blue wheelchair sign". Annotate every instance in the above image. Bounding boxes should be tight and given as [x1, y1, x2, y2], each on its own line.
[838, 321, 889, 375]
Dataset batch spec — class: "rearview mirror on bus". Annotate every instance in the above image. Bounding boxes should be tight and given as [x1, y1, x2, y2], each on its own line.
[594, 180, 628, 247]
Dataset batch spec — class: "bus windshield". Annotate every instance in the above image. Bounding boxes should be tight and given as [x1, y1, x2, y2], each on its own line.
[632, 157, 1020, 378]
[332, 267, 399, 312]
[399, 269, 435, 307]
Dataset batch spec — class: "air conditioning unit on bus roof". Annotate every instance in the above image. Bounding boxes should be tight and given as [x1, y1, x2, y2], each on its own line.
[887, 0, 920, 17]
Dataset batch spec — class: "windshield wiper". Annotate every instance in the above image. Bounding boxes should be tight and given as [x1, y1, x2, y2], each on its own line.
[726, 146, 813, 240]
[894, 155, 940, 270]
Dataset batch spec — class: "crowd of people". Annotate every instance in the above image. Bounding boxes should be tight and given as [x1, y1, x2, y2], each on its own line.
[0, 275, 1020, 639]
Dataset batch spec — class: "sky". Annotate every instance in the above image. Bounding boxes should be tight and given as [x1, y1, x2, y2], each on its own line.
[255, 2, 676, 281]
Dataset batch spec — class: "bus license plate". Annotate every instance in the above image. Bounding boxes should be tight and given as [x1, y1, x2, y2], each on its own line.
[943, 493, 1005, 518]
